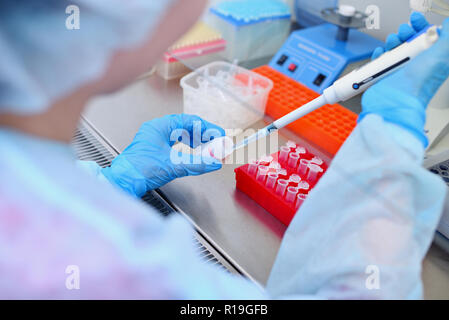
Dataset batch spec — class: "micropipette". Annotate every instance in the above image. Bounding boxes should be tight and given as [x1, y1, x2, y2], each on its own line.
[233, 25, 440, 152]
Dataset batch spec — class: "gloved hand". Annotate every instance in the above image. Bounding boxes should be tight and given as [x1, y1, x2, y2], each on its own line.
[101, 114, 225, 197]
[359, 12, 449, 147]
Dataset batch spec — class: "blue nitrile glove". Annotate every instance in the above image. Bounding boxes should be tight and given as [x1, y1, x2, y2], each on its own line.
[101, 114, 225, 197]
[359, 12, 449, 147]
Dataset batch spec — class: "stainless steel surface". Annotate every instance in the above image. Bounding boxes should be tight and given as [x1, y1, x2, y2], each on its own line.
[83, 75, 331, 285]
[72, 119, 242, 275]
[83, 73, 449, 297]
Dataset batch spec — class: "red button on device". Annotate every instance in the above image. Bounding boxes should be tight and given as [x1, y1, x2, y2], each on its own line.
[288, 63, 297, 72]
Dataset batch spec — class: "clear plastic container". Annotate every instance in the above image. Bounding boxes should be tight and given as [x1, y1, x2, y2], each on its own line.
[207, 4, 291, 62]
[180, 61, 273, 130]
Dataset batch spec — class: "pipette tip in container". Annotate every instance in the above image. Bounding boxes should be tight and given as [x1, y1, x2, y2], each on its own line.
[287, 152, 300, 168]
[266, 172, 279, 189]
[295, 193, 307, 210]
[298, 159, 309, 175]
[285, 186, 299, 203]
[275, 179, 289, 196]
[256, 165, 269, 183]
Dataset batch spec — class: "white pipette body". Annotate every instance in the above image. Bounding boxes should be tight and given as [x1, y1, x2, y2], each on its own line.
[233, 25, 440, 152]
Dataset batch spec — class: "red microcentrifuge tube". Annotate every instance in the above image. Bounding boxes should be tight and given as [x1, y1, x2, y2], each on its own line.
[277, 168, 287, 176]
[256, 165, 269, 183]
[286, 186, 299, 203]
[279, 146, 290, 163]
[287, 152, 300, 168]
[289, 174, 301, 184]
[295, 193, 307, 209]
[286, 141, 296, 149]
[310, 156, 323, 165]
[247, 160, 258, 176]
[275, 179, 289, 196]
[259, 155, 273, 165]
[298, 159, 309, 175]
[269, 161, 281, 170]
[298, 181, 310, 191]
[296, 146, 306, 155]
[307, 164, 323, 183]
[266, 172, 279, 189]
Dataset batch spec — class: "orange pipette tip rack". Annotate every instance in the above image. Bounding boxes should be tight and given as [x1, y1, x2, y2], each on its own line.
[253, 65, 357, 156]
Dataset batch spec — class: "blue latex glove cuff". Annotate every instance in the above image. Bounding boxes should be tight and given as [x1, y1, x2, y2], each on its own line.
[359, 86, 428, 148]
[102, 157, 148, 198]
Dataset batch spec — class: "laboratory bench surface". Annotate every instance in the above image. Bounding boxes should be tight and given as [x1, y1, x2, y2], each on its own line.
[83, 73, 449, 299]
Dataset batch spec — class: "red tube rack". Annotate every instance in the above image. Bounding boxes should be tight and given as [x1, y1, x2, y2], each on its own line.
[235, 142, 327, 226]
[253, 65, 357, 156]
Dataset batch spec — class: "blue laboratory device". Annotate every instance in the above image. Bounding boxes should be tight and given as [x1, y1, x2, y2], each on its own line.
[268, 23, 384, 93]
